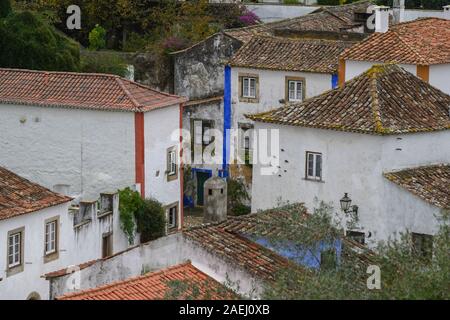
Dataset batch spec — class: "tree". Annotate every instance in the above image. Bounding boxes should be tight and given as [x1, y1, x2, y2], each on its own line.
[0, 0, 11, 18]
[0, 10, 79, 71]
[254, 203, 450, 300]
[88, 24, 107, 51]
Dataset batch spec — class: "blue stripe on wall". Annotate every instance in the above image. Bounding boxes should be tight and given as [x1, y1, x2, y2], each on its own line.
[222, 65, 232, 178]
[332, 73, 339, 89]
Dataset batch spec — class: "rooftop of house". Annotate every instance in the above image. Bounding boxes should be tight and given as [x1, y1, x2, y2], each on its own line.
[224, 0, 373, 43]
[56, 262, 234, 300]
[185, 203, 375, 277]
[246, 64, 450, 135]
[0, 166, 72, 221]
[341, 18, 450, 65]
[184, 224, 292, 282]
[228, 36, 355, 73]
[0, 68, 187, 112]
[384, 164, 450, 210]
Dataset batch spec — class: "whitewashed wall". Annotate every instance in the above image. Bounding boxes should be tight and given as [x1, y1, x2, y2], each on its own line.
[345, 61, 450, 95]
[251, 122, 450, 242]
[0, 203, 70, 300]
[429, 64, 450, 95]
[0, 193, 128, 300]
[244, 3, 319, 23]
[0, 104, 136, 200]
[345, 60, 417, 81]
[144, 105, 182, 225]
[231, 67, 333, 127]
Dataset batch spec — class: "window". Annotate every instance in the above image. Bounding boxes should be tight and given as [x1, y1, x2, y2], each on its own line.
[346, 230, 365, 245]
[168, 205, 178, 229]
[305, 152, 322, 181]
[285, 77, 305, 102]
[45, 220, 57, 255]
[288, 80, 303, 102]
[242, 77, 256, 98]
[102, 233, 113, 258]
[167, 147, 178, 181]
[239, 74, 259, 102]
[412, 233, 433, 261]
[8, 232, 21, 268]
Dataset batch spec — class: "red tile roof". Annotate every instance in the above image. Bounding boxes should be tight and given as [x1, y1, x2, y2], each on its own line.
[341, 18, 450, 65]
[247, 64, 450, 135]
[229, 36, 355, 73]
[0, 166, 72, 221]
[56, 262, 234, 300]
[0, 68, 187, 112]
[384, 164, 450, 209]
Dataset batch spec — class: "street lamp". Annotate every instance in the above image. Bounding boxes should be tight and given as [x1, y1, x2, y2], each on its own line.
[340, 193, 358, 215]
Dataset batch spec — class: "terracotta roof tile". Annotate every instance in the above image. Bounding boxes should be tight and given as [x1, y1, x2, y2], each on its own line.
[0, 166, 72, 221]
[224, 1, 373, 43]
[247, 64, 450, 135]
[341, 18, 450, 65]
[56, 262, 234, 300]
[184, 225, 291, 281]
[0, 68, 187, 112]
[384, 164, 450, 209]
[229, 36, 355, 73]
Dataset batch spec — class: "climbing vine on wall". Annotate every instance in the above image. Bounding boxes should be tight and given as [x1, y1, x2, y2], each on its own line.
[118, 187, 166, 244]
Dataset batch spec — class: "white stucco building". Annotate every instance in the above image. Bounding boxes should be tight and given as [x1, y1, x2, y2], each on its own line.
[248, 65, 450, 244]
[339, 16, 450, 95]
[0, 166, 128, 300]
[0, 68, 187, 231]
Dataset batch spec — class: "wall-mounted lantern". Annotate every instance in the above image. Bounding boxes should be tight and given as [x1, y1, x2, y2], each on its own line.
[340, 193, 358, 215]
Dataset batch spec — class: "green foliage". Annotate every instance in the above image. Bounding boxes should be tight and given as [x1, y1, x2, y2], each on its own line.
[0, 0, 11, 18]
[80, 52, 128, 76]
[283, 0, 299, 4]
[119, 188, 166, 245]
[227, 178, 250, 216]
[118, 187, 143, 244]
[135, 198, 166, 243]
[0, 10, 79, 71]
[255, 203, 450, 300]
[88, 24, 107, 51]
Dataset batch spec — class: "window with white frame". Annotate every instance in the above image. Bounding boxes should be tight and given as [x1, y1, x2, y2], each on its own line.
[167, 149, 177, 176]
[306, 152, 322, 181]
[242, 77, 257, 98]
[45, 220, 57, 255]
[168, 205, 177, 229]
[288, 80, 303, 102]
[8, 231, 22, 268]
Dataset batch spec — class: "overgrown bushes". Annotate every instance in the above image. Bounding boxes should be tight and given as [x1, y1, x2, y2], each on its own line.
[118, 187, 166, 244]
[227, 178, 251, 216]
[0, 4, 80, 71]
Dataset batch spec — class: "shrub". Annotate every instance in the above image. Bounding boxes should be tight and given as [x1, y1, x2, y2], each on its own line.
[135, 198, 166, 243]
[88, 24, 107, 51]
[80, 52, 128, 77]
[227, 178, 250, 216]
[118, 187, 144, 244]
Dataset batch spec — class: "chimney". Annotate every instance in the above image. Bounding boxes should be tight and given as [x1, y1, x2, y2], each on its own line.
[444, 5, 450, 20]
[392, 0, 405, 24]
[375, 6, 390, 33]
[203, 176, 227, 223]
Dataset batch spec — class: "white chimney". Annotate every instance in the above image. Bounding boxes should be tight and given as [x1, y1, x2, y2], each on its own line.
[393, 0, 405, 24]
[375, 6, 390, 33]
[444, 5, 450, 20]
